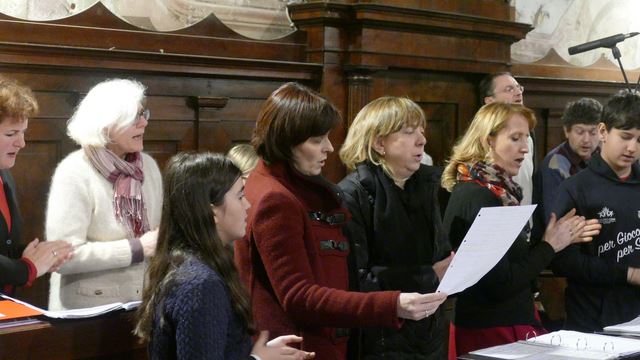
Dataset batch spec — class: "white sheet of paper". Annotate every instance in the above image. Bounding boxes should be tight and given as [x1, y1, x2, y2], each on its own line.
[437, 205, 536, 295]
[0, 294, 140, 319]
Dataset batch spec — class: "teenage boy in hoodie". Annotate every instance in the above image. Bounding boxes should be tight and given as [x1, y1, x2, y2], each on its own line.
[551, 90, 640, 332]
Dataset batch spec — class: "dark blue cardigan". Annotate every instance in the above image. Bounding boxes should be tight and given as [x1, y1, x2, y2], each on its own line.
[149, 256, 253, 360]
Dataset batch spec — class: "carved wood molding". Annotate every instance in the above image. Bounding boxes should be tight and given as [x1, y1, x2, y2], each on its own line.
[289, 2, 532, 73]
[0, 42, 322, 80]
[197, 96, 230, 109]
[350, 3, 531, 41]
[347, 73, 372, 125]
[512, 48, 640, 83]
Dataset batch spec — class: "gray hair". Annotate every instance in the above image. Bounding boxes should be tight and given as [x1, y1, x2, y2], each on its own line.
[67, 79, 146, 147]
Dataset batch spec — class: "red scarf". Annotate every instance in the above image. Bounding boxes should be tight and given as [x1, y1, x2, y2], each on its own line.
[85, 146, 150, 238]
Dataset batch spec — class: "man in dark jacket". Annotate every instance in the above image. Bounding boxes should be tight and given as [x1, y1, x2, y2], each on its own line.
[551, 90, 640, 332]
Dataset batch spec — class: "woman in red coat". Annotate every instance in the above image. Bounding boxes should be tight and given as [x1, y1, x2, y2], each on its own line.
[234, 82, 447, 360]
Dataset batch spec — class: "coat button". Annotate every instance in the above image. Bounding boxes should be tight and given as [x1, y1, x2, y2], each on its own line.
[6, 239, 11, 245]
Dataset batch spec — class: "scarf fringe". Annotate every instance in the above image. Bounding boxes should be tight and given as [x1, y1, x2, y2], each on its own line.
[86, 146, 150, 238]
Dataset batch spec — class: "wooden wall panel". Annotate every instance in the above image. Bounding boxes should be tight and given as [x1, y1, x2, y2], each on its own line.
[368, 70, 479, 166]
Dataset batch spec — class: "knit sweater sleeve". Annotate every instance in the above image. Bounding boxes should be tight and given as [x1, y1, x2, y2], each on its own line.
[172, 273, 230, 360]
[45, 151, 159, 275]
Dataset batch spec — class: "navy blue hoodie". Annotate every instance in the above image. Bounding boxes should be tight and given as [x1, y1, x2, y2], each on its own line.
[551, 152, 640, 332]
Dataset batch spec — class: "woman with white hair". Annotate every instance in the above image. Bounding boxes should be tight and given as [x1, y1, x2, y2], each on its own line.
[46, 79, 162, 310]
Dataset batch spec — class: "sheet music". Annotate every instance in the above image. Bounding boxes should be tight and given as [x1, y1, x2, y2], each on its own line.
[470, 341, 613, 359]
[470, 341, 549, 359]
[437, 205, 536, 295]
[533, 330, 640, 357]
[470, 339, 615, 359]
[0, 294, 140, 319]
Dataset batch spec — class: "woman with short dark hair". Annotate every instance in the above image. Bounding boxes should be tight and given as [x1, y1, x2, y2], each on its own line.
[235, 82, 447, 360]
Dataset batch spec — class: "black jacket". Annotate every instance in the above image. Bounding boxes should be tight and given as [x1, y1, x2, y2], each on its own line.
[551, 153, 640, 332]
[0, 170, 26, 289]
[339, 163, 450, 360]
[443, 181, 554, 328]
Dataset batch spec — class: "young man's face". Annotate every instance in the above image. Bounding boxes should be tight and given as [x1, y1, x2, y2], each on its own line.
[599, 124, 640, 178]
[564, 123, 600, 160]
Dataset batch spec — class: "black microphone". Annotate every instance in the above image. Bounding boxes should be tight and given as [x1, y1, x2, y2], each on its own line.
[568, 32, 640, 55]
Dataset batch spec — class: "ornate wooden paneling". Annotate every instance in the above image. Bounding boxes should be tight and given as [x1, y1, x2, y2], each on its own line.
[368, 70, 479, 166]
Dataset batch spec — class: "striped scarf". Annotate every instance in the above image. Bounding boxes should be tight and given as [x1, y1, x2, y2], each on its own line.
[84, 146, 150, 238]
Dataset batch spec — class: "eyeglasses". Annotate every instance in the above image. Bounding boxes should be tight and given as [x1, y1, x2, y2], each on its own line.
[495, 84, 524, 95]
[138, 109, 150, 121]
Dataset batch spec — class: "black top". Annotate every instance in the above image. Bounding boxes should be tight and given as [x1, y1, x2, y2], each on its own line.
[443, 181, 554, 328]
[339, 163, 450, 359]
[0, 170, 26, 289]
[550, 153, 640, 332]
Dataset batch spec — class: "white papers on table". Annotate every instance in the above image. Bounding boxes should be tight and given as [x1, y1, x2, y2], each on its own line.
[437, 205, 536, 295]
[0, 294, 140, 319]
[470, 341, 614, 359]
[43, 300, 141, 319]
[469, 330, 640, 359]
[604, 315, 640, 335]
[534, 330, 640, 357]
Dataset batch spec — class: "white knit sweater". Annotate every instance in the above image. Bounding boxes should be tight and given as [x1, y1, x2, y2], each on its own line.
[46, 150, 162, 310]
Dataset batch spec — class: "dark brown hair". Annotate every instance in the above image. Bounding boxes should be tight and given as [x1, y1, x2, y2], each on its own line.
[135, 152, 254, 340]
[478, 71, 512, 102]
[252, 82, 340, 164]
[0, 76, 38, 122]
[561, 97, 602, 128]
[602, 90, 640, 131]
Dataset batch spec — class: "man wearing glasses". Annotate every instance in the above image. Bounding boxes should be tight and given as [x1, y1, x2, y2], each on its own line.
[479, 72, 533, 208]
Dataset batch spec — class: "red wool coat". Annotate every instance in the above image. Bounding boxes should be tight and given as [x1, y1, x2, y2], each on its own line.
[235, 160, 401, 360]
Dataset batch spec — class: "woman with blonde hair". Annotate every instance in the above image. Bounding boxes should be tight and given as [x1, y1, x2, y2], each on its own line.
[338, 96, 451, 359]
[227, 143, 258, 178]
[234, 83, 447, 360]
[442, 102, 600, 354]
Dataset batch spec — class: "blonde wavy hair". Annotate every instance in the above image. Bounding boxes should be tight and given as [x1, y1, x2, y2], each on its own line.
[340, 96, 426, 174]
[441, 102, 537, 192]
[227, 143, 258, 176]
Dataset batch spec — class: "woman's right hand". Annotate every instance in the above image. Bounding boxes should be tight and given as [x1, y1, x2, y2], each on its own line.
[22, 239, 73, 277]
[251, 331, 315, 360]
[396, 292, 447, 321]
[543, 209, 589, 252]
[140, 229, 158, 257]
